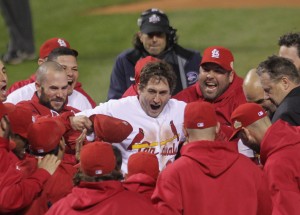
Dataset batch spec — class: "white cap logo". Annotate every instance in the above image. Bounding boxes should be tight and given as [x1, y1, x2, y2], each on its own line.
[37, 149, 45, 153]
[211, 49, 220, 59]
[197, 122, 204, 127]
[95, 169, 103, 175]
[258, 111, 264, 116]
[149, 14, 161, 24]
[57, 38, 67, 47]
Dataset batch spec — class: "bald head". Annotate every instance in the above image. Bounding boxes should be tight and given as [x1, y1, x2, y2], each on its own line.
[243, 68, 276, 116]
[243, 68, 265, 103]
[36, 61, 65, 85]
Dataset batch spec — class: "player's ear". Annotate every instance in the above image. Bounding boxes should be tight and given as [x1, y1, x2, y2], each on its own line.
[215, 122, 220, 134]
[229, 71, 234, 83]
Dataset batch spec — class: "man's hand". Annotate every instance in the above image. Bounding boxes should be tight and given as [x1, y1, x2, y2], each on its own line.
[75, 129, 87, 162]
[69, 116, 92, 131]
[38, 154, 61, 175]
[57, 137, 66, 160]
[0, 116, 11, 139]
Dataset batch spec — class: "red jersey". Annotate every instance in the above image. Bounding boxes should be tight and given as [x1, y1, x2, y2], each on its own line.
[123, 173, 156, 201]
[46, 180, 158, 215]
[260, 120, 300, 215]
[152, 141, 272, 215]
[173, 73, 246, 139]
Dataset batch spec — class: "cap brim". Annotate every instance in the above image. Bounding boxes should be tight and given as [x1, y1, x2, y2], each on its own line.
[141, 25, 170, 34]
[200, 60, 232, 72]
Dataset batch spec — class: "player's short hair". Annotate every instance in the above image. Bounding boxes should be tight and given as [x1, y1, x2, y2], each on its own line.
[47, 46, 78, 61]
[278, 32, 300, 58]
[138, 61, 177, 94]
[257, 55, 300, 84]
[36, 61, 65, 84]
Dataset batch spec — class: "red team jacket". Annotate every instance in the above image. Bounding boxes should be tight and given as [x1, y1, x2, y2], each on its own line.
[17, 93, 81, 163]
[46, 180, 158, 215]
[152, 141, 272, 215]
[173, 73, 246, 139]
[0, 161, 51, 213]
[0, 137, 19, 174]
[14, 156, 76, 215]
[260, 120, 300, 215]
[123, 173, 157, 201]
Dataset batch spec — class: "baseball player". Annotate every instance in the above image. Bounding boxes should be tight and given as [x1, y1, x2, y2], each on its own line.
[70, 61, 186, 174]
[152, 101, 272, 215]
[5, 38, 96, 111]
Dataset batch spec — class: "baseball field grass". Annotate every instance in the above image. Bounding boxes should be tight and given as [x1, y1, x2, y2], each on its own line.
[1, 0, 300, 103]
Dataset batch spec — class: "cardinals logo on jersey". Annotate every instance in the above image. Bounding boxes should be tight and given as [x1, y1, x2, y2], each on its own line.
[127, 128, 144, 150]
[170, 120, 179, 141]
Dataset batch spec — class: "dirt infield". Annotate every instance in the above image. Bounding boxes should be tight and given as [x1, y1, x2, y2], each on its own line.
[88, 0, 300, 15]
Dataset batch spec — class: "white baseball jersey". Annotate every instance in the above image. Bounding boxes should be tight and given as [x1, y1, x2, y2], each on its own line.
[76, 96, 187, 173]
[5, 83, 94, 111]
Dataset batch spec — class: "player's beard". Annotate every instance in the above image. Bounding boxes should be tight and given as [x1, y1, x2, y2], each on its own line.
[39, 87, 66, 113]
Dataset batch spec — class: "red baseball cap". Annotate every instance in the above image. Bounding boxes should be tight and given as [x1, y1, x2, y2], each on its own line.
[39, 37, 71, 58]
[135, 56, 160, 84]
[0, 102, 15, 119]
[91, 114, 133, 143]
[230, 103, 268, 140]
[200, 46, 234, 71]
[80, 141, 116, 177]
[184, 101, 217, 129]
[7, 106, 33, 138]
[127, 152, 159, 180]
[27, 117, 66, 154]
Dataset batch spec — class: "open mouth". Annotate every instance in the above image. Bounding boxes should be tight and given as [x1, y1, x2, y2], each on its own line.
[150, 104, 161, 110]
[205, 82, 217, 90]
[68, 80, 74, 86]
[0, 85, 7, 95]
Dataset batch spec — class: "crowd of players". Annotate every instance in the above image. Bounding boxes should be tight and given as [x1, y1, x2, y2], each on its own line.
[0, 7, 300, 215]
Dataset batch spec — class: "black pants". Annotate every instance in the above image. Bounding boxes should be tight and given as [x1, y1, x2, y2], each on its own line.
[0, 0, 35, 53]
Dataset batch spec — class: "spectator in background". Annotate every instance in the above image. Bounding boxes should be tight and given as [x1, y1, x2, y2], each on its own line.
[174, 46, 246, 140]
[278, 32, 300, 72]
[123, 152, 159, 201]
[152, 101, 271, 215]
[257, 55, 300, 125]
[231, 103, 300, 215]
[46, 141, 158, 215]
[107, 8, 201, 100]
[243, 68, 276, 118]
[0, 0, 35, 64]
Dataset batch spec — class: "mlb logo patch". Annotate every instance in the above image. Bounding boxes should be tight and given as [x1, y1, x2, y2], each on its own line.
[95, 169, 103, 175]
[197, 122, 204, 127]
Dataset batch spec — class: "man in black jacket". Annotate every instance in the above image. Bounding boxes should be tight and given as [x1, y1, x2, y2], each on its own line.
[257, 55, 300, 125]
[107, 8, 201, 100]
